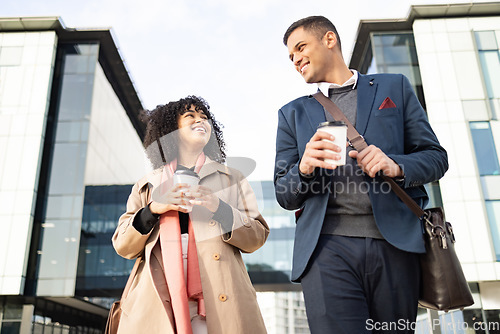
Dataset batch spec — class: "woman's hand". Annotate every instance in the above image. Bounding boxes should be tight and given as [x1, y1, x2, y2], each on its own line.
[188, 185, 220, 213]
[149, 183, 193, 215]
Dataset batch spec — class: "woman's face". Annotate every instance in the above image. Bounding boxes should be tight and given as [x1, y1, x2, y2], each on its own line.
[177, 105, 212, 152]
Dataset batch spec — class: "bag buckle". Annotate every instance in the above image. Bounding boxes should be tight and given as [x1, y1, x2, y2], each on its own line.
[430, 225, 448, 249]
[423, 211, 449, 249]
[348, 135, 364, 148]
[422, 211, 434, 228]
[446, 222, 456, 243]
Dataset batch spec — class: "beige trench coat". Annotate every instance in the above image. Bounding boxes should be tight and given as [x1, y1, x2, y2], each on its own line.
[112, 158, 269, 334]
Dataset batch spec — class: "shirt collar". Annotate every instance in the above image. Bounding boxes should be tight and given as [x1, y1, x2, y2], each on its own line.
[317, 69, 358, 96]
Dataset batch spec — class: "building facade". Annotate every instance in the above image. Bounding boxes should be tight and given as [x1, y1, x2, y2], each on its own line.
[349, 3, 500, 333]
[257, 292, 309, 334]
[0, 17, 147, 332]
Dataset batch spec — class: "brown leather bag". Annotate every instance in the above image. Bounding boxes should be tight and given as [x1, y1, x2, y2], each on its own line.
[418, 207, 473, 310]
[313, 92, 473, 311]
[105, 257, 142, 334]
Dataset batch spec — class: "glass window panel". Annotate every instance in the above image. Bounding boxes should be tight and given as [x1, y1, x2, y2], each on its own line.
[490, 98, 500, 120]
[55, 121, 82, 142]
[372, 35, 384, 47]
[73, 195, 84, 219]
[2, 304, 22, 319]
[386, 65, 415, 83]
[75, 143, 88, 186]
[48, 143, 80, 195]
[379, 35, 397, 46]
[409, 46, 419, 65]
[38, 219, 77, 278]
[82, 246, 98, 276]
[99, 246, 118, 276]
[469, 122, 500, 175]
[45, 195, 74, 219]
[87, 55, 97, 74]
[75, 44, 90, 55]
[393, 34, 414, 47]
[475, 31, 498, 50]
[478, 51, 500, 99]
[423, 181, 443, 208]
[366, 54, 378, 75]
[64, 54, 89, 74]
[80, 120, 90, 141]
[382, 45, 412, 64]
[0, 322, 21, 334]
[410, 66, 422, 86]
[374, 46, 385, 65]
[373, 33, 415, 47]
[57, 74, 93, 121]
[485, 200, 500, 261]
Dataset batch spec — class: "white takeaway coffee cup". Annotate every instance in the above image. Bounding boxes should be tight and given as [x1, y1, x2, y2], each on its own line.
[172, 169, 200, 211]
[317, 121, 347, 166]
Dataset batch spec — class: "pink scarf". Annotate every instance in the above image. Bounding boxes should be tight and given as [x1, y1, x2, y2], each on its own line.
[158, 153, 206, 334]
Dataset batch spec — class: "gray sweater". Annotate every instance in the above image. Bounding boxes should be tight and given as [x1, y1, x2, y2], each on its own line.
[321, 85, 384, 239]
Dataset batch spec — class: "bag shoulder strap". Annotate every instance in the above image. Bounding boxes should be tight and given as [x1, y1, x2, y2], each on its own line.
[312, 91, 426, 219]
[313, 92, 368, 152]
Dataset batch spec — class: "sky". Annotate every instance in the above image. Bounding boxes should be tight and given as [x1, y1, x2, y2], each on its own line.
[1, 0, 491, 180]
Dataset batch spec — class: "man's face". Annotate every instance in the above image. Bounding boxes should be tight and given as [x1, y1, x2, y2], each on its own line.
[287, 27, 332, 83]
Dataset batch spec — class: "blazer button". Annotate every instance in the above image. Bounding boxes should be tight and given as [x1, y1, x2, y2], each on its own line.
[209, 220, 216, 227]
[218, 294, 227, 302]
[213, 253, 220, 261]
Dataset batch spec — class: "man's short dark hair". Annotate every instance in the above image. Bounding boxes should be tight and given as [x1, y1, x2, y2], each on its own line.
[283, 15, 341, 51]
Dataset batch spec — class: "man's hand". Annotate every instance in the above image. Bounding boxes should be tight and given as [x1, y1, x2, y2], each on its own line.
[299, 131, 344, 175]
[349, 145, 403, 178]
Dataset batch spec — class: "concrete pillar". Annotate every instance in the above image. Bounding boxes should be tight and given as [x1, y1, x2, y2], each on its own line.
[19, 304, 34, 334]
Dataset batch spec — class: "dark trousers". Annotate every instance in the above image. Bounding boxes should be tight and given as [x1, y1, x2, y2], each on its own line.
[301, 235, 420, 334]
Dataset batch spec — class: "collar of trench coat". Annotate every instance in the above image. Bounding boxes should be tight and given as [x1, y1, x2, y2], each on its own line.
[136, 157, 232, 193]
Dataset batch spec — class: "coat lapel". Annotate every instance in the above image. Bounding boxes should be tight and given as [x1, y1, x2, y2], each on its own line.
[137, 168, 163, 193]
[356, 74, 378, 135]
[198, 157, 229, 180]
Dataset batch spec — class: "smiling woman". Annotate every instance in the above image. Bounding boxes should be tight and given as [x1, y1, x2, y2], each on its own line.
[111, 95, 269, 334]
[177, 106, 212, 162]
[142, 96, 226, 169]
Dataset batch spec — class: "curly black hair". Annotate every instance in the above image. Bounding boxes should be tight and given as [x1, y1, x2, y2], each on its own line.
[141, 96, 226, 169]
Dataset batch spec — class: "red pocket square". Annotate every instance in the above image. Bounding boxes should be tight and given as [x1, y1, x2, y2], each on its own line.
[379, 97, 397, 109]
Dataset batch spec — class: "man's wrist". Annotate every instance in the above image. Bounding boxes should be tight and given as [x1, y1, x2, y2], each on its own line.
[299, 169, 315, 179]
[392, 168, 405, 184]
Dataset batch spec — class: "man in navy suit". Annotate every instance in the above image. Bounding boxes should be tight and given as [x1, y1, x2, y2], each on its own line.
[274, 16, 448, 333]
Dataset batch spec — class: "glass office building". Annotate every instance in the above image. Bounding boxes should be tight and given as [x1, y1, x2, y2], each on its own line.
[0, 17, 147, 332]
[349, 3, 500, 333]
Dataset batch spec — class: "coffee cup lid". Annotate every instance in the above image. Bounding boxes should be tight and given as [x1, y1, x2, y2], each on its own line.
[174, 169, 200, 179]
[318, 121, 346, 128]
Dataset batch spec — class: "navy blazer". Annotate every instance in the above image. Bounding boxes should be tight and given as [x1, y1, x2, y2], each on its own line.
[274, 73, 448, 282]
